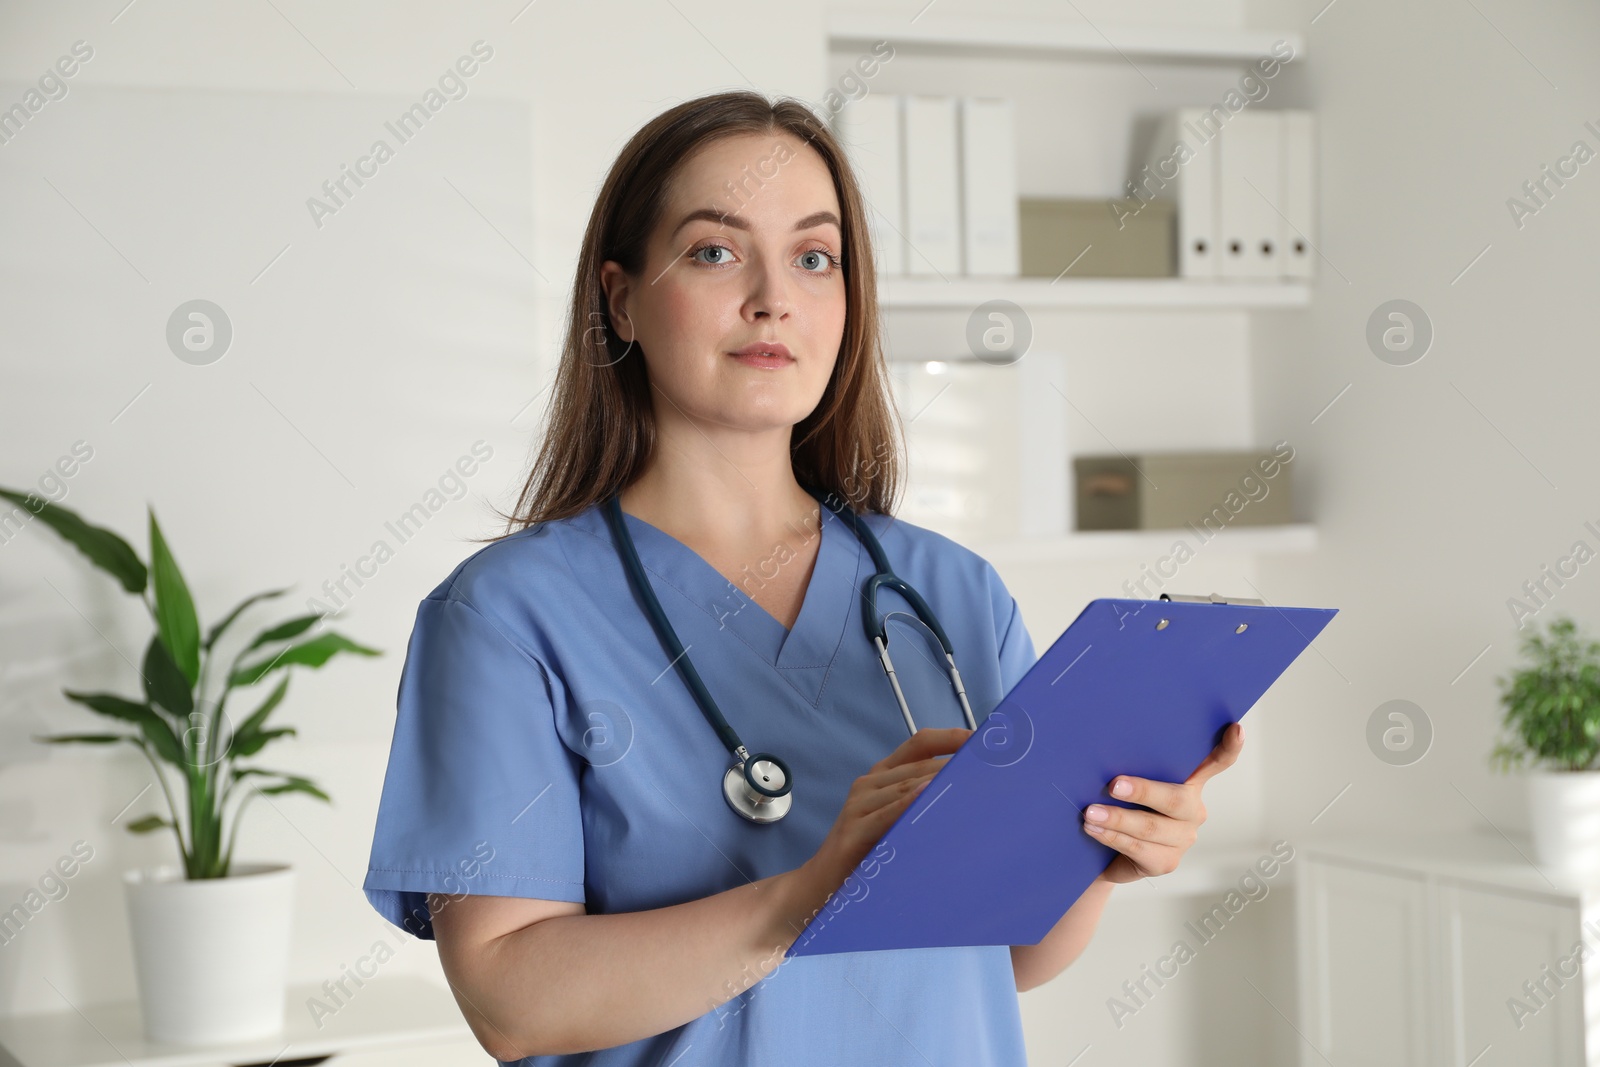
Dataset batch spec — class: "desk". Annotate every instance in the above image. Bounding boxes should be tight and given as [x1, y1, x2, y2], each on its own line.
[0, 977, 480, 1067]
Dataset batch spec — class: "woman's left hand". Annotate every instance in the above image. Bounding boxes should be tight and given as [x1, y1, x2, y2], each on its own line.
[1084, 722, 1244, 885]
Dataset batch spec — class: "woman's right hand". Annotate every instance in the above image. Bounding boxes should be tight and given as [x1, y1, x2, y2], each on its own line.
[787, 726, 974, 914]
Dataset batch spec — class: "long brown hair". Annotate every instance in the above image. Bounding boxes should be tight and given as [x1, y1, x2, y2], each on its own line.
[483, 90, 904, 541]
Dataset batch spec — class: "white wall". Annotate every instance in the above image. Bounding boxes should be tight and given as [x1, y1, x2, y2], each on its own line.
[1239, 0, 1600, 838]
[11, 0, 1577, 1064]
[0, 0, 824, 1025]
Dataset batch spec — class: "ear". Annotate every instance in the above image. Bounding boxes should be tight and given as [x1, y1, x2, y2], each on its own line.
[598, 260, 634, 343]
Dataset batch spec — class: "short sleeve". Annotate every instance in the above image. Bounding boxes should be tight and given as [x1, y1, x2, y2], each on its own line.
[992, 573, 1037, 694]
[363, 591, 586, 941]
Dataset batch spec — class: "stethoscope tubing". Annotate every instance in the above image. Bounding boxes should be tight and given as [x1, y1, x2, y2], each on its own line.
[601, 493, 746, 759]
[603, 486, 978, 822]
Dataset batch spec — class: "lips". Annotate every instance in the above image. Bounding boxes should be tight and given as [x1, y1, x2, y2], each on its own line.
[728, 341, 794, 369]
[729, 342, 793, 360]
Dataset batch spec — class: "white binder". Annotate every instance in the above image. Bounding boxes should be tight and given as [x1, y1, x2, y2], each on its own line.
[958, 97, 1020, 277]
[1140, 107, 1223, 279]
[1217, 110, 1282, 280]
[1279, 110, 1316, 280]
[902, 95, 962, 277]
[832, 95, 905, 277]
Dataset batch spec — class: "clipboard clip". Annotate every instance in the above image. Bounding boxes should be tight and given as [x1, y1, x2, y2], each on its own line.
[1158, 592, 1266, 606]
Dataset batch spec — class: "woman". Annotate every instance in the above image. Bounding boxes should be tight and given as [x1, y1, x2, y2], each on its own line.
[363, 89, 1240, 1065]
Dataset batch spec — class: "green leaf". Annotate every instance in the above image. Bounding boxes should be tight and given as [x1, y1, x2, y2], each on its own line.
[232, 765, 296, 781]
[137, 715, 187, 766]
[59, 694, 183, 767]
[63, 690, 154, 724]
[204, 587, 290, 652]
[231, 676, 289, 749]
[62, 690, 185, 766]
[230, 726, 296, 758]
[232, 767, 325, 801]
[0, 489, 147, 594]
[230, 631, 381, 687]
[126, 814, 172, 834]
[141, 635, 194, 718]
[1495, 615, 1600, 772]
[258, 776, 331, 803]
[148, 508, 201, 687]
[32, 732, 134, 745]
[241, 613, 320, 654]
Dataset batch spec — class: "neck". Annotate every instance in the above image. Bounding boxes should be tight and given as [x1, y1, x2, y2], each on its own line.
[616, 415, 821, 549]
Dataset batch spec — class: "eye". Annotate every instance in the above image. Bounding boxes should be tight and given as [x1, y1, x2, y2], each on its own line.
[690, 242, 735, 267]
[796, 247, 841, 275]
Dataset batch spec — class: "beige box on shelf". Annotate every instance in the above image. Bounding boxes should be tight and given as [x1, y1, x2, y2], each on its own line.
[1073, 449, 1294, 531]
[1019, 197, 1175, 278]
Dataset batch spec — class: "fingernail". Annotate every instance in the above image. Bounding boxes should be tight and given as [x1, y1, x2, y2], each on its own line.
[1084, 823, 1105, 835]
[1112, 779, 1132, 798]
[1085, 805, 1108, 822]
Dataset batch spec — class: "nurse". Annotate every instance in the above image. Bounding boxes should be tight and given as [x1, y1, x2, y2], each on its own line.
[363, 89, 1241, 1065]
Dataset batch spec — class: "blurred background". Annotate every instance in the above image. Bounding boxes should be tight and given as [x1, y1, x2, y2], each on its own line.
[2, 0, 1598, 1064]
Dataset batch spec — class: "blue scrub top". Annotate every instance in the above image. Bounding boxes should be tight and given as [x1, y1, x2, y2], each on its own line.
[363, 499, 1039, 1066]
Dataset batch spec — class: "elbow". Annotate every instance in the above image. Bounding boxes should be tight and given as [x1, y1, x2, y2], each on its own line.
[1015, 970, 1059, 994]
[1010, 948, 1041, 994]
[472, 1004, 590, 1061]
[451, 982, 558, 1059]
[479, 1023, 556, 1062]
[476, 1013, 591, 1060]
[472, 1015, 535, 1062]
[1010, 946, 1066, 993]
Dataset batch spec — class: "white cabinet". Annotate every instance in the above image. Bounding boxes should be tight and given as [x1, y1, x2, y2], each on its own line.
[1299, 861, 1433, 1066]
[1438, 884, 1584, 1066]
[1297, 838, 1593, 1067]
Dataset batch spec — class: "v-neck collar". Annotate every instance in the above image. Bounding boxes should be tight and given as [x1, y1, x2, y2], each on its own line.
[574, 501, 864, 706]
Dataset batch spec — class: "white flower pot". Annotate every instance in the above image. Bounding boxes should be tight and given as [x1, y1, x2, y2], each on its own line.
[1528, 770, 1600, 870]
[123, 863, 294, 1045]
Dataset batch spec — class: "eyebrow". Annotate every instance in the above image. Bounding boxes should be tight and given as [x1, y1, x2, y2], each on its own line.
[670, 208, 842, 240]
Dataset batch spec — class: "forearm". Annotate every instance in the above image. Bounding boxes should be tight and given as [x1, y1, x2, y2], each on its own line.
[463, 865, 830, 1057]
[1010, 874, 1116, 992]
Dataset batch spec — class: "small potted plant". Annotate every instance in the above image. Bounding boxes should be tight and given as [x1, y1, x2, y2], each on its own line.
[1491, 615, 1600, 870]
[2, 488, 379, 1045]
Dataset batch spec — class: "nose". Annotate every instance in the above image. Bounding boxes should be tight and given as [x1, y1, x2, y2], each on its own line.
[742, 251, 791, 322]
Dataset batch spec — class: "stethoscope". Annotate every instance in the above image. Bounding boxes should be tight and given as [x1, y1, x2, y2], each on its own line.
[602, 484, 977, 824]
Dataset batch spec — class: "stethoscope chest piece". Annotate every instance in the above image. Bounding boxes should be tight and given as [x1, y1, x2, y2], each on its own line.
[723, 751, 792, 824]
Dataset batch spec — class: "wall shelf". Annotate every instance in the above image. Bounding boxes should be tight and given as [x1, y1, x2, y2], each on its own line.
[828, 14, 1304, 64]
[972, 523, 1318, 565]
[879, 276, 1311, 311]
[844, 17, 1318, 567]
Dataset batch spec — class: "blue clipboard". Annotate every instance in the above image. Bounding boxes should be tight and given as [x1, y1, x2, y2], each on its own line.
[785, 594, 1337, 958]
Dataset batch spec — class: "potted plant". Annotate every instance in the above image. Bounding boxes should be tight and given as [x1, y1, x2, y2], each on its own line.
[2, 488, 379, 1045]
[1491, 615, 1600, 870]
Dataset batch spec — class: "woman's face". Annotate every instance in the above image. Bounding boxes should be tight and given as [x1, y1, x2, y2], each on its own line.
[601, 131, 847, 438]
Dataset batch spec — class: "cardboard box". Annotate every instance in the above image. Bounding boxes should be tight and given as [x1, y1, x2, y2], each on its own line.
[1074, 451, 1294, 531]
[1019, 197, 1176, 278]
